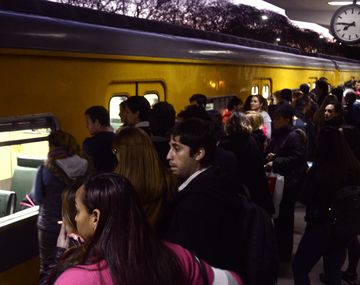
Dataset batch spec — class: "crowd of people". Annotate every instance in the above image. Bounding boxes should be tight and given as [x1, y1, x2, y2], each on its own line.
[31, 78, 360, 285]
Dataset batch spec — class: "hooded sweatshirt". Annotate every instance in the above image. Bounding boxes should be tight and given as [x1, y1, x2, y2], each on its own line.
[35, 155, 88, 231]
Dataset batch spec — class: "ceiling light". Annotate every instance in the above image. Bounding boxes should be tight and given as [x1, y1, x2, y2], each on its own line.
[328, 1, 353, 5]
[261, 15, 269, 20]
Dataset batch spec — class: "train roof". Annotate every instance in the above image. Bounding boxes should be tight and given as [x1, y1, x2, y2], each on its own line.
[0, 0, 359, 71]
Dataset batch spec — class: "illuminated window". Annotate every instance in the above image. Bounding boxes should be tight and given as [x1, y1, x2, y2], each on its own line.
[144, 93, 159, 107]
[262, 85, 270, 99]
[0, 114, 57, 216]
[251, 85, 259, 95]
[109, 95, 128, 130]
[206, 103, 214, 111]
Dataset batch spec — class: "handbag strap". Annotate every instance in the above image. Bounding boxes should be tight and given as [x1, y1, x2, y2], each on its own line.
[192, 253, 210, 285]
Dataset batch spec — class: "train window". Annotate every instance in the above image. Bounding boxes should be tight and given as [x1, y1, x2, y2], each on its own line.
[251, 85, 259, 95]
[262, 85, 270, 99]
[144, 93, 159, 107]
[109, 95, 128, 131]
[206, 103, 214, 111]
[206, 95, 240, 113]
[308, 77, 318, 90]
[0, 114, 58, 216]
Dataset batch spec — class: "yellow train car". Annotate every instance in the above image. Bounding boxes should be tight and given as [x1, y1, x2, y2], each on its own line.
[0, 1, 359, 284]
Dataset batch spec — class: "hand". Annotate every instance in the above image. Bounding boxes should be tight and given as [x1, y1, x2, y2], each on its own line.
[57, 222, 69, 249]
[67, 233, 84, 244]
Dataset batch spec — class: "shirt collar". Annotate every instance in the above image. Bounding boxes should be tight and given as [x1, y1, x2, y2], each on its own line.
[135, 121, 150, 128]
[178, 167, 209, 192]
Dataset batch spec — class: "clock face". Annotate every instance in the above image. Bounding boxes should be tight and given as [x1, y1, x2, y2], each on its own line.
[330, 4, 360, 44]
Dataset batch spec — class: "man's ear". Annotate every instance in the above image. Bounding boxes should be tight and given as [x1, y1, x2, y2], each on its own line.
[194, 147, 206, 162]
[135, 110, 140, 119]
[91, 209, 100, 232]
[94, 119, 101, 128]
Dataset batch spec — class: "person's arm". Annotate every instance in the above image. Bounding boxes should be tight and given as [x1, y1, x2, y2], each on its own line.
[262, 112, 272, 139]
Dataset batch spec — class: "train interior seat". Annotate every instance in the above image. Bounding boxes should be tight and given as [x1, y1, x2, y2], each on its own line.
[0, 190, 16, 217]
[11, 156, 44, 212]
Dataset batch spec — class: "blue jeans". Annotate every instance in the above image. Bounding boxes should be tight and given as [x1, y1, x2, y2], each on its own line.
[293, 221, 350, 285]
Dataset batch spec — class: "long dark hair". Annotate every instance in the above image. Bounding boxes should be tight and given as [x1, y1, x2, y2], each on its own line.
[50, 173, 184, 285]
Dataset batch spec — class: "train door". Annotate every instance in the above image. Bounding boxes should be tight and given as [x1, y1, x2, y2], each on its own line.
[105, 81, 165, 130]
[251, 78, 272, 99]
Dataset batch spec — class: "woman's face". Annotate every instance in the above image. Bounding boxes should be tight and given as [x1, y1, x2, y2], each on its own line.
[250, 97, 262, 111]
[123, 105, 139, 125]
[119, 104, 127, 124]
[75, 185, 98, 242]
[324, 104, 337, 121]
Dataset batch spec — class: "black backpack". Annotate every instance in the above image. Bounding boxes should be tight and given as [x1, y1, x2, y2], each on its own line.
[234, 192, 279, 285]
[332, 185, 360, 237]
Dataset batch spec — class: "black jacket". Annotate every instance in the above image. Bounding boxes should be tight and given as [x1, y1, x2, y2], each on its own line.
[161, 167, 241, 272]
[221, 133, 274, 215]
[83, 131, 117, 173]
[266, 125, 307, 203]
[160, 166, 278, 285]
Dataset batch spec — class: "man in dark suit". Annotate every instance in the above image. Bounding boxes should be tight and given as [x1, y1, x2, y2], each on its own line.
[83, 106, 117, 173]
[162, 118, 242, 274]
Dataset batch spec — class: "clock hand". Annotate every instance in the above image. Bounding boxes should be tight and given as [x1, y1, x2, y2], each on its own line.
[343, 21, 356, 31]
[336, 22, 354, 25]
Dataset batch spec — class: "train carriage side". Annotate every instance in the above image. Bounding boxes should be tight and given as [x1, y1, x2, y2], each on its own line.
[0, 5, 360, 285]
[1, 10, 357, 143]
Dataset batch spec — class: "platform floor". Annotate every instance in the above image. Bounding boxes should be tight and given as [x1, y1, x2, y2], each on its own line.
[277, 203, 358, 285]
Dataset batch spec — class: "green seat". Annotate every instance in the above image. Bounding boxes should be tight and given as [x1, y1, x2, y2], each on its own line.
[11, 156, 44, 212]
[0, 190, 16, 217]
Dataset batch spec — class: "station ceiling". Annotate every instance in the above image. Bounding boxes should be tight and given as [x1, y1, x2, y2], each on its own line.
[265, 0, 344, 28]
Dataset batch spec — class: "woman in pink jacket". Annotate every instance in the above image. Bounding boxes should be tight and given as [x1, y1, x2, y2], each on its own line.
[49, 173, 243, 285]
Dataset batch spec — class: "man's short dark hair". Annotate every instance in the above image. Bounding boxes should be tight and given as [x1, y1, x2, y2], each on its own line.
[149, 102, 176, 137]
[280, 89, 292, 103]
[300, 84, 310, 95]
[85, 106, 110, 126]
[180, 105, 211, 122]
[316, 80, 329, 93]
[171, 118, 216, 167]
[227, 96, 242, 111]
[345, 91, 356, 106]
[189, 94, 207, 108]
[126, 96, 151, 121]
[273, 102, 294, 121]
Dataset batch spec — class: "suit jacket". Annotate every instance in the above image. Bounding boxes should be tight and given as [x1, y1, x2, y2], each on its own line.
[161, 166, 243, 274]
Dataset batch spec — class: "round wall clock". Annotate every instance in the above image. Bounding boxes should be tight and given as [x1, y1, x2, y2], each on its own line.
[330, 3, 360, 44]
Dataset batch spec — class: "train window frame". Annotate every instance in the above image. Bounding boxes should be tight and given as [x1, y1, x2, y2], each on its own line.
[0, 113, 59, 218]
[0, 113, 59, 147]
[251, 85, 259, 95]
